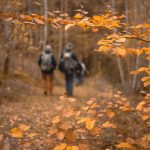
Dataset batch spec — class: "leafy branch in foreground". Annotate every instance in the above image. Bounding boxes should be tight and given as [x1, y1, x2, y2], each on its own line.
[9, 93, 150, 149]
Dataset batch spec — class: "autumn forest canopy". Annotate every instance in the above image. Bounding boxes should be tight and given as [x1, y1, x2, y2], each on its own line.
[0, 0, 150, 150]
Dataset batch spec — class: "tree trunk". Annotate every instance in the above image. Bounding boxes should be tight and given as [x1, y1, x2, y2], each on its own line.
[111, 0, 127, 91]
[3, 0, 11, 76]
[43, 0, 48, 47]
[58, 0, 64, 59]
[28, 0, 33, 47]
[64, 0, 68, 44]
[132, 0, 141, 92]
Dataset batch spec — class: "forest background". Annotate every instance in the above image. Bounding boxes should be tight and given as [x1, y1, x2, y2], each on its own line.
[0, 0, 149, 94]
[0, 0, 150, 150]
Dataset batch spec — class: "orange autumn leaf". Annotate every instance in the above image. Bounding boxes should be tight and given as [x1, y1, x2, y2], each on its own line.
[90, 103, 99, 109]
[85, 118, 95, 130]
[53, 143, 67, 150]
[116, 142, 133, 149]
[48, 128, 58, 136]
[77, 118, 88, 124]
[10, 128, 23, 138]
[51, 116, 60, 124]
[65, 24, 75, 31]
[74, 13, 83, 19]
[81, 106, 89, 110]
[19, 124, 30, 131]
[136, 101, 146, 111]
[66, 146, 79, 150]
[140, 115, 149, 121]
[56, 132, 65, 140]
[115, 47, 127, 57]
[116, 37, 126, 43]
[33, 18, 44, 25]
[28, 132, 38, 138]
[107, 111, 115, 118]
[90, 127, 101, 136]
[62, 108, 74, 118]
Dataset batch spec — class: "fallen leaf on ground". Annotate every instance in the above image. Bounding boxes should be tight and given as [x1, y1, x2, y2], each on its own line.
[10, 128, 23, 138]
[19, 124, 30, 131]
[28, 132, 38, 138]
[56, 132, 65, 140]
[102, 121, 117, 128]
[116, 142, 133, 149]
[85, 118, 95, 130]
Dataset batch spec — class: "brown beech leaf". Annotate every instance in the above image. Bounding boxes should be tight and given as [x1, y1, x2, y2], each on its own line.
[33, 18, 44, 25]
[81, 106, 89, 110]
[48, 128, 58, 136]
[90, 127, 101, 136]
[51, 116, 60, 124]
[59, 122, 72, 130]
[28, 132, 38, 138]
[0, 134, 3, 142]
[79, 142, 90, 150]
[65, 24, 75, 31]
[102, 121, 117, 128]
[56, 132, 65, 140]
[77, 118, 88, 124]
[0, 143, 10, 150]
[106, 111, 115, 118]
[32, 2, 42, 6]
[61, 108, 74, 118]
[65, 129, 76, 143]
[19, 124, 30, 131]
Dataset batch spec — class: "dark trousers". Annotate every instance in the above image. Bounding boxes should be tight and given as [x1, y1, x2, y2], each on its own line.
[65, 73, 74, 96]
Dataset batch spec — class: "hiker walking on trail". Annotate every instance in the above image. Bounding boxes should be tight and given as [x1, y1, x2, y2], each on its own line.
[59, 43, 79, 96]
[39, 45, 57, 95]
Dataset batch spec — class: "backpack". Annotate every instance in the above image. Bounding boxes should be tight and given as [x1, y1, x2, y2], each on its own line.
[41, 53, 53, 71]
[63, 52, 77, 74]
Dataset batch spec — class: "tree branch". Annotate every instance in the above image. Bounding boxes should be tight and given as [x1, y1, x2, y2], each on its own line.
[127, 37, 150, 43]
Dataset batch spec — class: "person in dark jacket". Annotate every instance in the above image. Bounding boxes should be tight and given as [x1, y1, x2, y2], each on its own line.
[59, 43, 79, 96]
[39, 45, 57, 95]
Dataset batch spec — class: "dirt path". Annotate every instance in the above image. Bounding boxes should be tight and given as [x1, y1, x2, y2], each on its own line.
[0, 76, 114, 149]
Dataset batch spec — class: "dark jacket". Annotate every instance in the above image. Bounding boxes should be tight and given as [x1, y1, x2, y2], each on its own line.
[59, 50, 80, 75]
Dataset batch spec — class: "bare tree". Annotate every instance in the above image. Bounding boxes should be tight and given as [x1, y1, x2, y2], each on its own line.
[58, 0, 64, 59]
[111, 0, 127, 91]
[43, 0, 48, 47]
[27, 0, 33, 47]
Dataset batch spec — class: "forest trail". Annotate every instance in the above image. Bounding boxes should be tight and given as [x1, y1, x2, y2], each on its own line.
[0, 73, 149, 150]
[0, 75, 114, 149]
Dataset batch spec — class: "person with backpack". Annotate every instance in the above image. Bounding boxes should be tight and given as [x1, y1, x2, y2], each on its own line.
[59, 43, 79, 96]
[39, 45, 57, 95]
